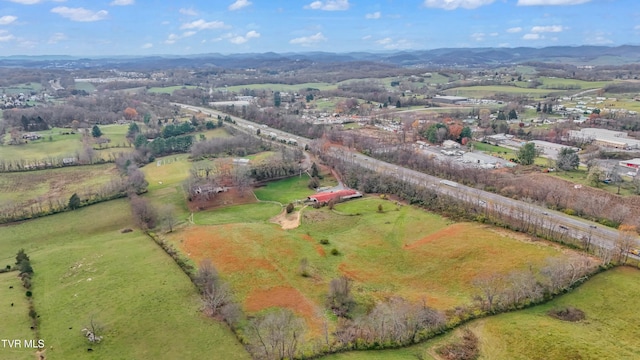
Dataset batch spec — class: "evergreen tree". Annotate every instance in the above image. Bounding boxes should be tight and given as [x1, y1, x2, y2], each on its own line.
[508, 109, 518, 120]
[91, 125, 102, 138]
[68, 193, 81, 210]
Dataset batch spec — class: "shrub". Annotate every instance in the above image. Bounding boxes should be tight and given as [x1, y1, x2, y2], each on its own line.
[330, 248, 340, 256]
[25, 291, 32, 297]
[319, 239, 330, 245]
[29, 309, 37, 319]
[286, 203, 295, 214]
[563, 208, 575, 216]
[548, 306, 585, 322]
[436, 328, 479, 360]
[377, 204, 383, 213]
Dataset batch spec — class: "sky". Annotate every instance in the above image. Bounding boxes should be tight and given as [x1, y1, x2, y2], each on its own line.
[0, 0, 637, 56]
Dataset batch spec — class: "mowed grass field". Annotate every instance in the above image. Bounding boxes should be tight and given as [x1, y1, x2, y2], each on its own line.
[0, 200, 249, 360]
[0, 124, 133, 161]
[0, 163, 119, 208]
[166, 192, 580, 342]
[321, 266, 640, 360]
[443, 85, 561, 98]
[0, 272, 34, 360]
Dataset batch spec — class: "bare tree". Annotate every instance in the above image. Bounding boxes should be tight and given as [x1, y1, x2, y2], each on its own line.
[82, 316, 104, 344]
[247, 308, 306, 360]
[159, 204, 178, 233]
[129, 195, 157, 230]
[194, 259, 232, 317]
[615, 225, 639, 264]
[472, 273, 504, 312]
[327, 276, 355, 318]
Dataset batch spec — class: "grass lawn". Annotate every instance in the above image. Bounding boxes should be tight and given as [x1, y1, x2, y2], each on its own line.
[216, 82, 337, 93]
[471, 141, 516, 158]
[0, 200, 249, 360]
[474, 266, 640, 360]
[0, 272, 34, 360]
[538, 77, 613, 90]
[72, 81, 96, 92]
[0, 163, 119, 210]
[444, 85, 561, 98]
[551, 170, 637, 196]
[167, 195, 579, 347]
[147, 85, 200, 94]
[254, 174, 316, 204]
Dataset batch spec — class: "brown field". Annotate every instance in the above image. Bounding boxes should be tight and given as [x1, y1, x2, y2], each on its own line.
[167, 197, 581, 339]
[186, 187, 257, 212]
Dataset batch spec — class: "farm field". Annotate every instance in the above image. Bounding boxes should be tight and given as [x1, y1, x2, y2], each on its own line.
[538, 77, 612, 90]
[0, 163, 120, 209]
[147, 85, 200, 94]
[0, 124, 133, 162]
[321, 266, 640, 360]
[166, 192, 585, 347]
[216, 82, 337, 92]
[443, 85, 561, 98]
[0, 200, 249, 360]
[0, 272, 34, 360]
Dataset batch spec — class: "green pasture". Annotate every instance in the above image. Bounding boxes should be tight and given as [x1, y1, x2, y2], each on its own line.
[168, 193, 577, 344]
[1, 83, 42, 95]
[474, 266, 640, 360]
[538, 77, 612, 90]
[217, 82, 337, 93]
[147, 85, 200, 94]
[0, 200, 249, 360]
[0, 163, 119, 210]
[471, 141, 516, 157]
[193, 202, 282, 225]
[444, 85, 561, 98]
[254, 174, 317, 204]
[0, 272, 34, 360]
[72, 81, 96, 92]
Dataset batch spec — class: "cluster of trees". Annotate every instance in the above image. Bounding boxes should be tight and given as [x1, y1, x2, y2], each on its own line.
[472, 255, 595, 314]
[219, 105, 325, 139]
[161, 122, 194, 138]
[421, 122, 472, 145]
[191, 133, 268, 159]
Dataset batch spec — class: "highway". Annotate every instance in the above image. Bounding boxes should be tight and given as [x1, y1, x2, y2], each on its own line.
[174, 102, 630, 254]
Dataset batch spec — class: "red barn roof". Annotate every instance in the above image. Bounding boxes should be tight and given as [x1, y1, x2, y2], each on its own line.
[308, 189, 359, 203]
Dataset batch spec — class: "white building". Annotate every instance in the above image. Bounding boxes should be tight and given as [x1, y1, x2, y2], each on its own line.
[568, 128, 640, 150]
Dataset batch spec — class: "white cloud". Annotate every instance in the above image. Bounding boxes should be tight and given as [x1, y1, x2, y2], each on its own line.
[48, 32, 66, 44]
[141, 43, 153, 49]
[304, 0, 350, 11]
[585, 31, 613, 45]
[365, 11, 381, 19]
[109, 0, 134, 5]
[229, 0, 252, 11]
[376, 37, 412, 49]
[498, 42, 510, 47]
[165, 33, 179, 44]
[0, 16, 17, 25]
[423, 0, 495, 10]
[362, 35, 372, 40]
[0, 30, 15, 42]
[5, 0, 43, 4]
[179, 8, 198, 16]
[531, 25, 564, 33]
[489, 32, 498, 36]
[229, 30, 260, 44]
[517, 0, 590, 5]
[507, 27, 522, 33]
[289, 32, 327, 46]
[471, 32, 485, 41]
[634, 25, 640, 30]
[182, 31, 197, 37]
[51, 7, 108, 22]
[523, 33, 542, 40]
[181, 19, 226, 30]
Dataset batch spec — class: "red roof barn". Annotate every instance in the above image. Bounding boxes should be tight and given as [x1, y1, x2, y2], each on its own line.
[307, 189, 362, 204]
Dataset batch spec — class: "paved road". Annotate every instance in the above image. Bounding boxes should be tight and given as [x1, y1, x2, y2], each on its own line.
[174, 102, 632, 254]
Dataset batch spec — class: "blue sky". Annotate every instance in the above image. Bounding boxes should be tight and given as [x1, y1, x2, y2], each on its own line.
[0, 0, 637, 56]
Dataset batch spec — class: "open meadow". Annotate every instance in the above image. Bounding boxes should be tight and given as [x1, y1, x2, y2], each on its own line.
[0, 163, 120, 211]
[0, 200, 249, 360]
[165, 184, 587, 346]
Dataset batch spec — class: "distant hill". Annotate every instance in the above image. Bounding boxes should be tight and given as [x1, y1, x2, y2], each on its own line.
[2, 45, 640, 70]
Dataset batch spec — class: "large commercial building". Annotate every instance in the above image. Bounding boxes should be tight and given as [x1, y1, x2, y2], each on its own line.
[432, 95, 468, 104]
[568, 128, 640, 150]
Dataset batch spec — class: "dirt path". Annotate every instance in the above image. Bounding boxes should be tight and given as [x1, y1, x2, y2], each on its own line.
[270, 205, 307, 230]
